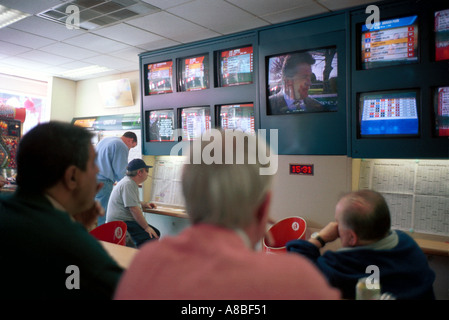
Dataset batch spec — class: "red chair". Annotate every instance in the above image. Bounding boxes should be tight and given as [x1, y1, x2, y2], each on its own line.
[90, 221, 127, 246]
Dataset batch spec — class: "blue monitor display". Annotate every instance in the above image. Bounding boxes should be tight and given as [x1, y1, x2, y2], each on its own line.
[359, 90, 419, 137]
[361, 15, 419, 69]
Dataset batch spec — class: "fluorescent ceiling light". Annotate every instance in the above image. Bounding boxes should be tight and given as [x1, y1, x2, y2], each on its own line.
[61, 65, 112, 78]
[0, 5, 30, 29]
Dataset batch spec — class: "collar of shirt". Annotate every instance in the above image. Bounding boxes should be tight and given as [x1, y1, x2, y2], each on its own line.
[45, 194, 75, 221]
[337, 230, 399, 252]
[234, 228, 253, 250]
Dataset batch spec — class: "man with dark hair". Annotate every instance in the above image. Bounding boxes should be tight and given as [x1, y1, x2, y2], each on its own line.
[0, 121, 123, 299]
[269, 52, 325, 114]
[287, 189, 435, 300]
[95, 131, 138, 225]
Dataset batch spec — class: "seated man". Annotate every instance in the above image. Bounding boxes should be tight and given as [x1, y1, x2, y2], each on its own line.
[0, 121, 123, 299]
[287, 189, 435, 300]
[106, 158, 160, 247]
[114, 130, 340, 300]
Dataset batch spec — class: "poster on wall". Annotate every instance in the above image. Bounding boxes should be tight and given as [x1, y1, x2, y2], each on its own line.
[98, 78, 134, 107]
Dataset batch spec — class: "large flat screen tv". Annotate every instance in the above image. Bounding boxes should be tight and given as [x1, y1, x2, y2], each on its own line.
[217, 103, 255, 134]
[147, 109, 175, 142]
[178, 54, 209, 92]
[146, 61, 173, 95]
[433, 86, 449, 137]
[218, 46, 253, 87]
[267, 47, 338, 115]
[360, 15, 419, 70]
[435, 9, 449, 61]
[179, 106, 211, 140]
[358, 90, 419, 138]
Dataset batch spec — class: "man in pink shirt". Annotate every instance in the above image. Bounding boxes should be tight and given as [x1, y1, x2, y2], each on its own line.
[114, 130, 340, 300]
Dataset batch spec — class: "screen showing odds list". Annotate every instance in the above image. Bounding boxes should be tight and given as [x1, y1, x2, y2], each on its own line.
[359, 91, 419, 137]
[361, 15, 418, 69]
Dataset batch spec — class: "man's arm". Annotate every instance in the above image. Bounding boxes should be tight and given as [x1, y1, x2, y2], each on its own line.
[129, 206, 159, 239]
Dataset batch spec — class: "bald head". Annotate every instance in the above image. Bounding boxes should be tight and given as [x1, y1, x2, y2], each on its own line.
[336, 190, 391, 242]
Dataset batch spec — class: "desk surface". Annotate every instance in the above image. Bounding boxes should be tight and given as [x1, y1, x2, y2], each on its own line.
[144, 206, 189, 219]
[100, 241, 138, 269]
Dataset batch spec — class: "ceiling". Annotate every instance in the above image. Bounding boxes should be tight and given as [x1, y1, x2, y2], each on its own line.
[0, 0, 378, 81]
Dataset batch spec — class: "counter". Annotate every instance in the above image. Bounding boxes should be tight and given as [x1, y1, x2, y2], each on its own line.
[142, 208, 449, 257]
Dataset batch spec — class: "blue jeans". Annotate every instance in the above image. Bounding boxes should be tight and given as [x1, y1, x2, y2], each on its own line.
[95, 180, 113, 226]
[125, 221, 160, 248]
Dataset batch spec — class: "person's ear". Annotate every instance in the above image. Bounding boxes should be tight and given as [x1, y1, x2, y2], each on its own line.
[63, 165, 78, 190]
[255, 191, 272, 224]
[348, 229, 358, 247]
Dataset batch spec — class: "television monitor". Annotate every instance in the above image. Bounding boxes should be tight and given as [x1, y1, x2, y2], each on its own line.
[146, 61, 173, 95]
[178, 54, 209, 92]
[435, 9, 449, 61]
[267, 47, 338, 115]
[218, 103, 255, 134]
[433, 86, 449, 137]
[180, 106, 211, 140]
[358, 90, 419, 138]
[218, 46, 253, 87]
[148, 110, 175, 142]
[360, 15, 419, 70]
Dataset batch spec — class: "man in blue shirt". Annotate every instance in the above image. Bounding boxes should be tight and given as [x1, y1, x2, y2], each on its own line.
[95, 132, 137, 225]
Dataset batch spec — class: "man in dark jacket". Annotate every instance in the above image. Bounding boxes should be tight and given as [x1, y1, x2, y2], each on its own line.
[287, 190, 435, 300]
[0, 121, 123, 299]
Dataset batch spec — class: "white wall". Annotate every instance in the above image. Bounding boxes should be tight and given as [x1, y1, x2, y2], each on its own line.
[270, 155, 352, 228]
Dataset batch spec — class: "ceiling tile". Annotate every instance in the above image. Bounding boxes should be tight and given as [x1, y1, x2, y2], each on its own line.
[126, 11, 220, 42]
[227, 0, 316, 17]
[0, 41, 33, 56]
[140, 0, 192, 10]
[0, 0, 64, 15]
[39, 42, 98, 60]
[62, 33, 129, 53]
[262, 2, 329, 24]
[9, 16, 86, 41]
[317, 0, 377, 11]
[0, 28, 56, 49]
[91, 22, 164, 46]
[17, 50, 74, 65]
[167, 0, 269, 34]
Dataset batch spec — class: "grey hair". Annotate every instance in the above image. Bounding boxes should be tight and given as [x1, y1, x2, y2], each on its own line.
[181, 130, 274, 229]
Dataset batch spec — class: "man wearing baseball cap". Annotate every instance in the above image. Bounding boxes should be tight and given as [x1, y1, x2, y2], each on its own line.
[106, 159, 160, 247]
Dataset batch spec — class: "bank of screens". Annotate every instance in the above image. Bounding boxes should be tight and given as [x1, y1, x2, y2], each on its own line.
[267, 47, 338, 115]
[435, 9, 449, 61]
[180, 106, 211, 140]
[361, 15, 419, 69]
[218, 103, 255, 134]
[148, 110, 175, 142]
[147, 61, 173, 95]
[434, 86, 449, 136]
[219, 46, 253, 87]
[178, 55, 209, 92]
[359, 90, 419, 137]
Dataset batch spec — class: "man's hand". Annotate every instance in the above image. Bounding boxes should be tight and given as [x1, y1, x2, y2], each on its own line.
[318, 222, 339, 243]
[145, 225, 159, 239]
[73, 201, 104, 231]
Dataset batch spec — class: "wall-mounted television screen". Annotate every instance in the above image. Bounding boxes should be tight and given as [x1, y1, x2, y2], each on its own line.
[360, 15, 419, 70]
[267, 47, 338, 115]
[435, 9, 449, 61]
[148, 109, 175, 142]
[433, 86, 449, 136]
[147, 61, 173, 95]
[179, 106, 211, 140]
[217, 103, 255, 134]
[358, 90, 419, 138]
[218, 46, 253, 87]
[178, 54, 209, 92]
